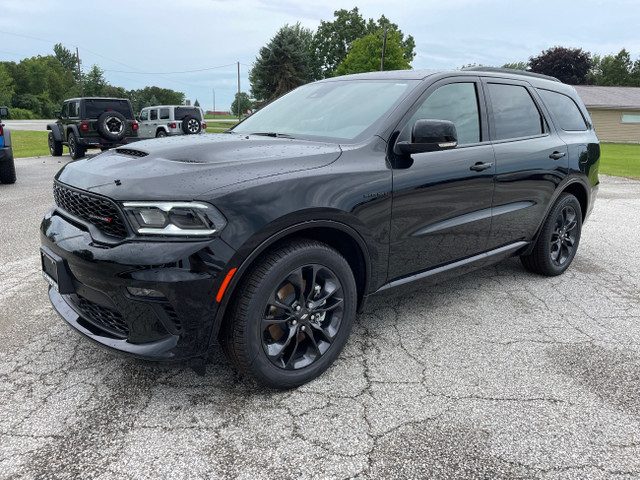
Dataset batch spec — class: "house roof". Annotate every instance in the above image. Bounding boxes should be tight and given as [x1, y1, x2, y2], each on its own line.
[573, 86, 640, 109]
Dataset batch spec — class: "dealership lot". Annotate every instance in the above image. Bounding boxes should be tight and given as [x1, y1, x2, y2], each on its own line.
[1, 156, 639, 479]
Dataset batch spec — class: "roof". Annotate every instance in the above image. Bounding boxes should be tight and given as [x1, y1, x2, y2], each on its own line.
[573, 86, 640, 109]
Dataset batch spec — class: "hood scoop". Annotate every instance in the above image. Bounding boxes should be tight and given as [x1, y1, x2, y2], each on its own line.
[115, 148, 148, 158]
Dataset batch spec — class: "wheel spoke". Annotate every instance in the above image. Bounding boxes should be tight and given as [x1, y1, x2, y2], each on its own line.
[305, 327, 323, 357]
[314, 296, 344, 314]
[283, 332, 301, 369]
[309, 321, 336, 343]
[265, 326, 297, 362]
[262, 314, 294, 326]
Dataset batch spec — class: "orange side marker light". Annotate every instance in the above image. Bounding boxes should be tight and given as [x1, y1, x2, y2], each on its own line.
[216, 268, 237, 302]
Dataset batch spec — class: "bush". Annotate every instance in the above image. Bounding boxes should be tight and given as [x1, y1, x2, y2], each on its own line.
[8, 108, 38, 120]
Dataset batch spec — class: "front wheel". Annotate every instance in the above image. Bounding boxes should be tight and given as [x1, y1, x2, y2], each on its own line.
[48, 132, 63, 156]
[222, 240, 357, 389]
[521, 193, 582, 276]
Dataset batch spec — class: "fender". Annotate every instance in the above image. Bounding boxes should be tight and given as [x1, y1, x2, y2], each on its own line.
[209, 219, 373, 344]
[46, 124, 62, 142]
[520, 175, 591, 256]
[65, 124, 81, 141]
[1, 128, 11, 147]
[156, 126, 168, 137]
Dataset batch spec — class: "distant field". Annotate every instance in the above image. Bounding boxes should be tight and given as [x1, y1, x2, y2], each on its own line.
[204, 114, 237, 120]
[10, 132, 640, 181]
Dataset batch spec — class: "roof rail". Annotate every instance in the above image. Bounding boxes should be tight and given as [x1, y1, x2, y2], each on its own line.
[462, 67, 561, 83]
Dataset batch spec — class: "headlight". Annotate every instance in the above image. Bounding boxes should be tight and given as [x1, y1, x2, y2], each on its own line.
[122, 201, 227, 236]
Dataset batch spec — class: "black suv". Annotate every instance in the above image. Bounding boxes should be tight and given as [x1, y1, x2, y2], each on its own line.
[0, 106, 16, 184]
[40, 69, 600, 388]
[47, 97, 139, 159]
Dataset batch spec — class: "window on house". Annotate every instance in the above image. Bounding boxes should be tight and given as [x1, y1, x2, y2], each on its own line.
[621, 113, 640, 124]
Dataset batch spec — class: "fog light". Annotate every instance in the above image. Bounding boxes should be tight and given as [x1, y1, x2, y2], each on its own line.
[127, 287, 165, 298]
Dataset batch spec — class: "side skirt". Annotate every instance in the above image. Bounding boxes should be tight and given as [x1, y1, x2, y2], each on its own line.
[375, 241, 529, 293]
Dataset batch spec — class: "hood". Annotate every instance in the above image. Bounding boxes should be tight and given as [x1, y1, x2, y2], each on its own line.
[55, 134, 342, 200]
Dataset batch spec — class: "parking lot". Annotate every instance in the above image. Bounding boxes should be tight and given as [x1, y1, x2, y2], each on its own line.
[1, 156, 639, 479]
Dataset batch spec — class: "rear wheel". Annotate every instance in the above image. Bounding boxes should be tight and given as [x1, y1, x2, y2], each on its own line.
[222, 240, 357, 389]
[521, 193, 582, 276]
[67, 132, 86, 160]
[48, 132, 63, 156]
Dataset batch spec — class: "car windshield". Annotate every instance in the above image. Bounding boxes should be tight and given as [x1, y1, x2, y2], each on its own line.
[232, 80, 416, 142]
[84, 100, 133, 119]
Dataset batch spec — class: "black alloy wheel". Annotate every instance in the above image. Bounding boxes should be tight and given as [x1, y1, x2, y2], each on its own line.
[521, 193, 582, 276]
[222, 239, 357, 389]
[48, 132, 63, 156]
[97, 111, 127, 141]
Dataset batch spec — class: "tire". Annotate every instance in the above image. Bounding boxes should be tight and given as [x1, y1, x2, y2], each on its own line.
[68, 132, 86, 160]
[222, 239, 357, 389]
[156, 129, 167, 138]
[0, 155, 16, 184]
[521, 193, 582, 276]
[48, 132, 63, 156]
[97, 111, 127, 141]
[181, 116, 201, 134]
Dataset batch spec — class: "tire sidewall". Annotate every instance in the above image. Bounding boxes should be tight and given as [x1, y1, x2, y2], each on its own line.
[97, 111, 126, 141]
[241, 246, 357, 388]
[48, 132, 55, 155]
[540, 194, 582, 275]
[181, 116, 201, 134]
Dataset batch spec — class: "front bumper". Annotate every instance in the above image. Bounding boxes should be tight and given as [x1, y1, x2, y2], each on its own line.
[40, 208, 237, 362]
[76, 136, 140, 147]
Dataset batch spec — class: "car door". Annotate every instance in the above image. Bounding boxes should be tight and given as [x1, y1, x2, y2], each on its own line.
[388, 77, 496, 280]
[138, 109, 150, 138]
[482, 79, 569, 249]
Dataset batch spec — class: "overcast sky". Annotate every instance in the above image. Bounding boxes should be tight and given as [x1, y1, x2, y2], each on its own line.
[1, 0, 639, 112]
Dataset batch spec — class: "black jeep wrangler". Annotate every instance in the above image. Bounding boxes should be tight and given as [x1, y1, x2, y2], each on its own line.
[47, 98, 139, 159]
[0, 106, 16, 184]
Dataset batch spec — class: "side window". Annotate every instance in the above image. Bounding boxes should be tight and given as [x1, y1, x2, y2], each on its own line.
[409, 82, 481, 145]
[537, 89, 588, 131]
[150, 109, 158, 121]
[61, 103, 69, 118]
[68, 101, 80, 118]
[159, 108, 170, 120]
[488, 84, 545, 140]
[139, 110, 149, 121]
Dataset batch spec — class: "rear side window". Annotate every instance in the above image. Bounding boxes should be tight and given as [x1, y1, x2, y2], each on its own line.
[150, 109, 158, 121]
[409, 82, 481, 145]
[488, 84, 545, 140]
[537, 89, 588, 131]
[159, 108, 170, 120]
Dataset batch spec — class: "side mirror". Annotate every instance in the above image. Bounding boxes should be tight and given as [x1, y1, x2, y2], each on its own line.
[397, 119, 458, 155]
[54, 110, 61, 119]
[0, 106, 8, 118]
[136, 116, 141, 122]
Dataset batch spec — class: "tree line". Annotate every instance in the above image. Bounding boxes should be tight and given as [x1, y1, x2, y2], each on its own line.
[0, 44, 185, 119]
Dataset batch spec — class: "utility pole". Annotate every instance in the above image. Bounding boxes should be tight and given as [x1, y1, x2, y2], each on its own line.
[212, 88, 215, 119]
[237, 61, 241, 122]
[380, 24, 388, 71]
[76, 47, 84, 96]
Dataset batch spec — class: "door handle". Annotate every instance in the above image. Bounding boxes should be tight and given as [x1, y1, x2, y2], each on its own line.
[549, 151, 566, 160]
[470, 162, 493, 172]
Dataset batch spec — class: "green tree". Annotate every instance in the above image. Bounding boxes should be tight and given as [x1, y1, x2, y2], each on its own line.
[231, 92, 252, 116]
[502, 61, 528, 71]
[84, 64, 107, 96]
[53, 43, 78, 79]
[335, 30, 411, 76]
[127, 86, 185, 113]
[591, 49, 639, 86]
[0, 64, 14, 106]
[310, 8, 415, 79]
[249, 24, 311, 104]
[528, 46, 592, 84]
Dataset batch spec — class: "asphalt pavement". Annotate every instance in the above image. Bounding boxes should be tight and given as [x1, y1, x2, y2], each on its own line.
[1, 156, 639, 479]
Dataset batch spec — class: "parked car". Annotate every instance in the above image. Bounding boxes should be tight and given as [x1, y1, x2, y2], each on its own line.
[0, 106, 16, 184]
[47, 97, 139, 160]
[137, 105, 206, 138]
[41, 68, 600, 388]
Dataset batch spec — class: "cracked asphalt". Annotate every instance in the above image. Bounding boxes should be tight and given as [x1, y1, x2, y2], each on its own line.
[1, 156, 640, 479]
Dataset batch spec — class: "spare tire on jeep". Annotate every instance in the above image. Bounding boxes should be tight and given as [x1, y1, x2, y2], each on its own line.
[181, 115, 202, 135]
[97, 111, 127, 141]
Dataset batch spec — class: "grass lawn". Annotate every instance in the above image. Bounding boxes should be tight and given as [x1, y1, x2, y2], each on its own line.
[204, 114, 237, 120]
[11, 131, 50, 158]
[599, 143, 640, 179]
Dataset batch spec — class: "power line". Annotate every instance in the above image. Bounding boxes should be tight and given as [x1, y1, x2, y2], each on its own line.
[104, 63, 238, 75]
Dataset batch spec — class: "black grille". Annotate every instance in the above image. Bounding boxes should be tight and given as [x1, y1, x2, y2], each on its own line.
[77, 297, 129, 337]
[163, 304, 182, 331]
[115, 148, 148, 157]
[53, 183, 128, 238]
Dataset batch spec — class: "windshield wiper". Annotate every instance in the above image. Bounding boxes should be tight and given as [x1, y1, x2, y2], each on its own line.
[247, 132, 295, 138]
